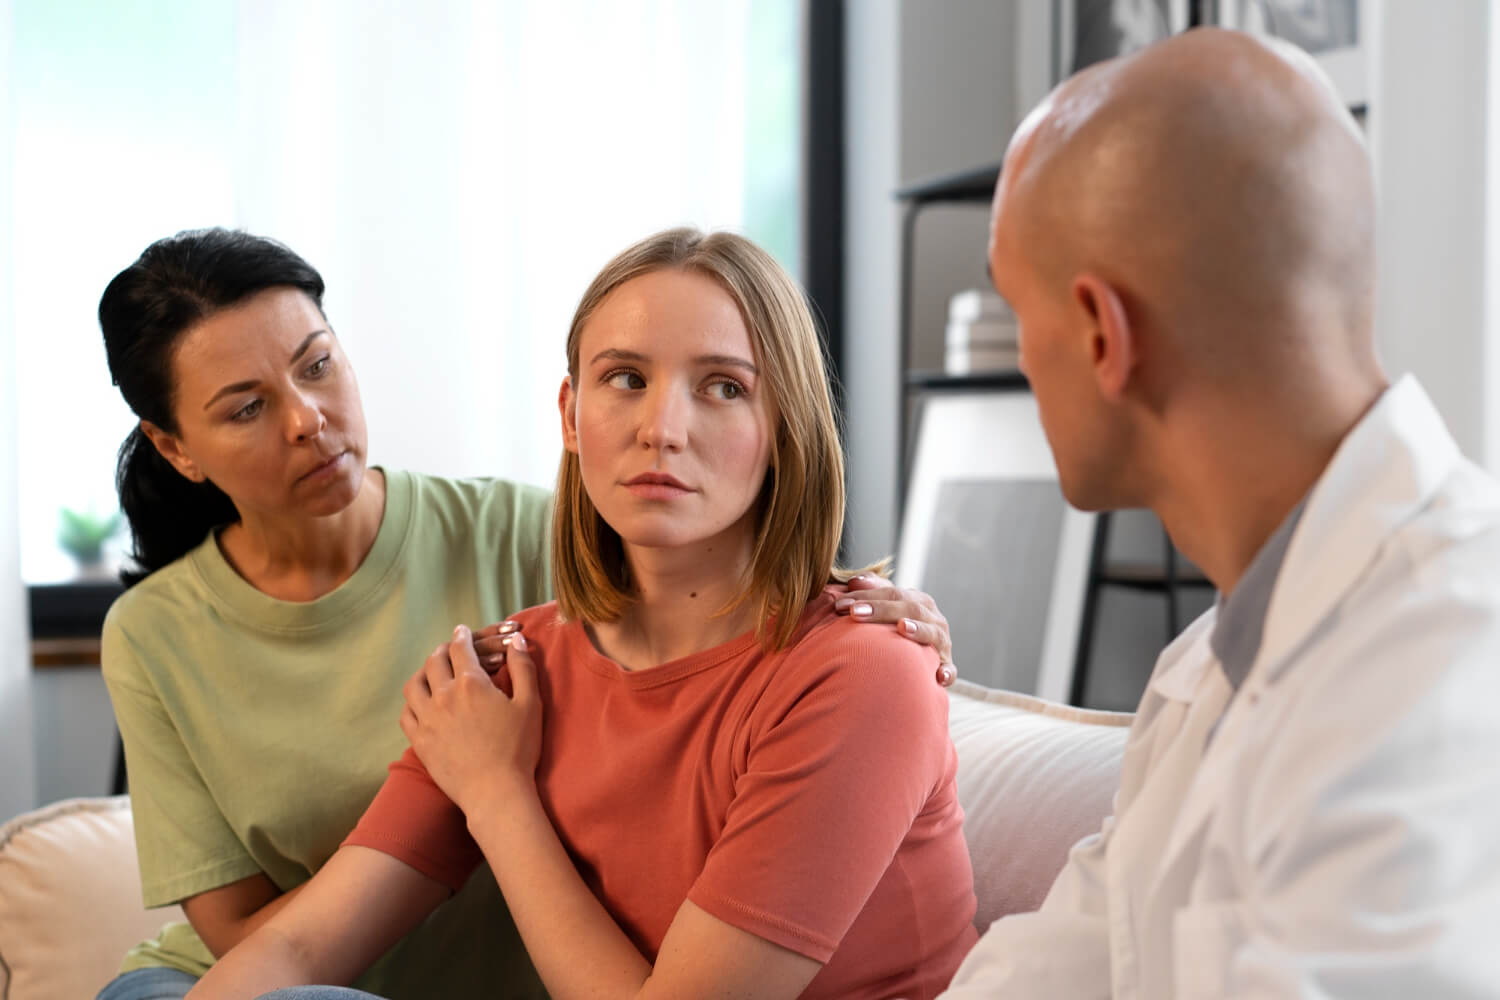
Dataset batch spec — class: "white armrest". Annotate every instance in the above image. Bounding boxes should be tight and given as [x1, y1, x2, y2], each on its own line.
[948, 681, 1131, 930]
[0, 796, 185, 1000]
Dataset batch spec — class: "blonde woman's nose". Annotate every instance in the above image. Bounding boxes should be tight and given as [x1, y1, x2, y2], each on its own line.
[637, 385, 687, 452]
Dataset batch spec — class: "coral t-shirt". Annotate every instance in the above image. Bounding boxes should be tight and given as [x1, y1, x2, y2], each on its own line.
[347, 589, 978, 999]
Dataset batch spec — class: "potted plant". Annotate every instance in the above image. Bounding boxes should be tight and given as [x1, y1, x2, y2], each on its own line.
[57, 506, 123, 570]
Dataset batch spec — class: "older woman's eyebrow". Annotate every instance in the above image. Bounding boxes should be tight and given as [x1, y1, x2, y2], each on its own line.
[205, 380, 259, 409]
[287, 329, 327, 364]
[204, 331, 328, 409]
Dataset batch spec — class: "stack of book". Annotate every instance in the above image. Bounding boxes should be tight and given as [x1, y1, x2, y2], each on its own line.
[944, 289, 1019, 375]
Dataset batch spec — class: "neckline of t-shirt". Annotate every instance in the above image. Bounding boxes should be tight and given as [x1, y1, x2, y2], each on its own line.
[574, 590, 839, 689]
[187, 467, 415, 633]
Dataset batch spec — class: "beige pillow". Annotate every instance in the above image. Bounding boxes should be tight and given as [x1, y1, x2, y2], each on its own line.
[0, 796, 184, 1000]
[947, 681, 1131, 931]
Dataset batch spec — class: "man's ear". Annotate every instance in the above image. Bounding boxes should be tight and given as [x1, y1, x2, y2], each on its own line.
[558, 376, 580, 454]
[1072, 273, 1137, 402]
[139, 420, 207, 483]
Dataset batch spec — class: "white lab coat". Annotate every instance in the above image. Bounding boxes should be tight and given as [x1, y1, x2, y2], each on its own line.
[942, 376, 1500, 999]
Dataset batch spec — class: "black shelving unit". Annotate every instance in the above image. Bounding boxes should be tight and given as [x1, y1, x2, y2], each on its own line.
[893, 165, 1214, 708]
[894, 164, 1005, 514]
[1067, 508, 1215, 708]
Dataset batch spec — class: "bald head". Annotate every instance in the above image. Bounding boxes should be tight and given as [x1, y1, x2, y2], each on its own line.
[994, 28, 1378, 381]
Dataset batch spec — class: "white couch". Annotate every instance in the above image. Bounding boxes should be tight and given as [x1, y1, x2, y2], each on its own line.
[0, 680, 1130, 1000]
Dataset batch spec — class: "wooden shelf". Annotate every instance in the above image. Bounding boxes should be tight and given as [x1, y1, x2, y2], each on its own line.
[32, 637, 102, 668]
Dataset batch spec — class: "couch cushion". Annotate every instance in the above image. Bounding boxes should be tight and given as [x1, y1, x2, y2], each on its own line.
[948, 680, 1131, 931]
[0, 796, 184, 1000]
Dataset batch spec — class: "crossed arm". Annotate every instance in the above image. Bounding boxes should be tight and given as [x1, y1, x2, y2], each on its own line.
[188, 845, 819, 999]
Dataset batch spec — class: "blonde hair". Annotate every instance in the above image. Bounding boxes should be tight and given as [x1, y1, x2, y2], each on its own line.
[552, 227, 871, 649]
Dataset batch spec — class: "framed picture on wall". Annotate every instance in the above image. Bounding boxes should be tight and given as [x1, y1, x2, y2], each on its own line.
[1055, 0, 1191, 82]
[1211, 0, 1369, 109]
[895, 390, 1097, 702]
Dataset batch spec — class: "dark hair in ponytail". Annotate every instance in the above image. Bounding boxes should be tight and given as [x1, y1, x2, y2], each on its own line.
[100, 228, 327, 587]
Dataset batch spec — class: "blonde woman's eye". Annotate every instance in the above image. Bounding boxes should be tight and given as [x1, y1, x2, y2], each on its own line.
[709, 379, 746, 400]
[605, 370, 645, 390]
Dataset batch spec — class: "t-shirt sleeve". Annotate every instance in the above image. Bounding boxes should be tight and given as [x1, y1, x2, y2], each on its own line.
[101, 609, 262, 907]
[517, 483, 554, 608]
[343, 745, 485, 892]
[687, 624, 953, 962]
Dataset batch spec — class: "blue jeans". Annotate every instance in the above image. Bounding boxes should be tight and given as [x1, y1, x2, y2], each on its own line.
[258, 991, 386, 999]
[96, 968, 198, 1000]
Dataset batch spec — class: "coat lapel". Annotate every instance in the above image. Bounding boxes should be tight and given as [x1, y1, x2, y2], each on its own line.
[1257, 377, 1458, 687]
[1147, 377, 1461, 907]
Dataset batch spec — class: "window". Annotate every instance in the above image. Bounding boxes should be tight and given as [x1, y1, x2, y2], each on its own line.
[11, 0, 801, 584]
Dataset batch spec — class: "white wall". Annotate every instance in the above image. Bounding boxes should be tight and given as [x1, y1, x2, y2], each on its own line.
[843, 0, 903, 566]
[1491, 0, 1500, 475]
[844, 0, 1026, 565]
[0, 0, 40, 819]
[898, 1, 1018, 373]
[33, 667, 115, 804]
[1370, 0, 1497, 468]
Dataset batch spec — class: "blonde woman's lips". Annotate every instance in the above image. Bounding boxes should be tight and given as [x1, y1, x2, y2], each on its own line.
[623, 471, 692, 499]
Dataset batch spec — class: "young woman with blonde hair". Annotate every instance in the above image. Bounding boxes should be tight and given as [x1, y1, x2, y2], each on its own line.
[190, 228, 978, 1000]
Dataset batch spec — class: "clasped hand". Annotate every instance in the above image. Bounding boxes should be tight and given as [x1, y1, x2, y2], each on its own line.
[400, 623, 542, 815]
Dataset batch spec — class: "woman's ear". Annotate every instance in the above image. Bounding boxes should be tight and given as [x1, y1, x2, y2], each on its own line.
[139, 420, 206, 483]
[558, 376, 580, 454]
[1072, 272, 1138, 402]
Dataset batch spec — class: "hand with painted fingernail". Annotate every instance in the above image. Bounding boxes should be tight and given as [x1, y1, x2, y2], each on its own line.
[837, 575, 958, 686]
[472, 619, 524, 675]
[401, 624, 543, 817]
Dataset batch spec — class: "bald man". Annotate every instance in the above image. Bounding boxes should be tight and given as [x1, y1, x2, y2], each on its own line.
[941, 28, 1500, 999]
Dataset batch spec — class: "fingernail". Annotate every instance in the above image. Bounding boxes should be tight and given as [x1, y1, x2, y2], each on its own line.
[511, 632, 528, 651]
[937, 665, 956, 686]
[497, 620, 521, 635]
[486, 653, 505, 667]
[453, 624, 469, 639]
[851, 603, 873, 618]
[900, 617, 917, 636]
[835, 597, 854, 612]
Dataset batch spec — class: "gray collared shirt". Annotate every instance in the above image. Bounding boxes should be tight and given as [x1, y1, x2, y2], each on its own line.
[1209, 498, 1308, 693]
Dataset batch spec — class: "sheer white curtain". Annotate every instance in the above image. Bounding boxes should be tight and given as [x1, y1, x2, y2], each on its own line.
[1, 0, 39, 817]
[12, 0, 766, 581]
[232, 0, 753, 488]
[12, 1, 235, 583]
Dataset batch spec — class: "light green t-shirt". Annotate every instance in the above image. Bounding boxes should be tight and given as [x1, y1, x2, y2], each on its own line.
[100, 469, 552, 998]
